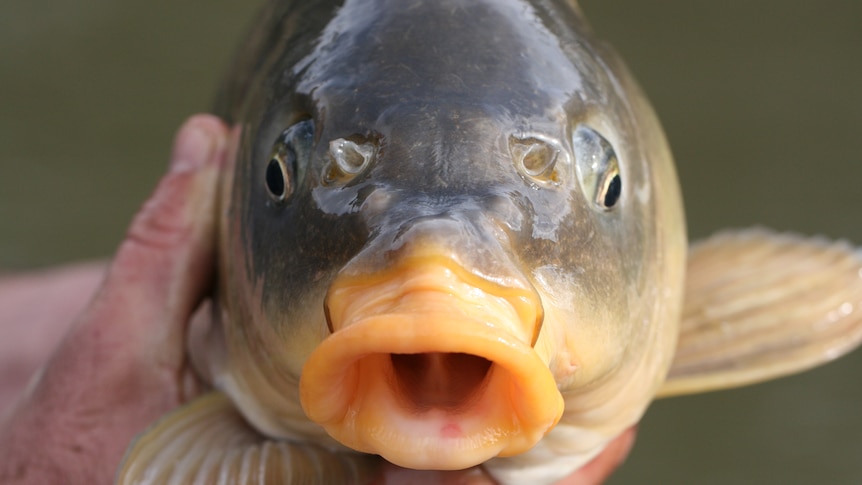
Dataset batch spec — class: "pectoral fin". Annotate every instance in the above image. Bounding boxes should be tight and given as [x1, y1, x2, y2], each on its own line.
[117, 392, 379, 484]
[659, 228, 862, 397]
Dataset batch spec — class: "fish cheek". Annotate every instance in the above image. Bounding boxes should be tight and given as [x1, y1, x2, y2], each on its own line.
[553, 229, 636, 386]
[254, 194, 368, 359]
[515, 181, 638, 389]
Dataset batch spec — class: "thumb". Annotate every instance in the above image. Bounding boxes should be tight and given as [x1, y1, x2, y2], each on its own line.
[96, 114, 228, 372]
[54, 114, 229, 408]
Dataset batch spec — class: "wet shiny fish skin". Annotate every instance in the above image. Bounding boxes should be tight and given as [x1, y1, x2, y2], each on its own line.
[201, 1, 685, 482]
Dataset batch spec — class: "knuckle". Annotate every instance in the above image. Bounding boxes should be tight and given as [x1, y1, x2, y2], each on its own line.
[123, 172, 197, 253]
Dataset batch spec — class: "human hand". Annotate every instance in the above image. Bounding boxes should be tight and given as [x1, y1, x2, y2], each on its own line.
[0, 114, 228, 484]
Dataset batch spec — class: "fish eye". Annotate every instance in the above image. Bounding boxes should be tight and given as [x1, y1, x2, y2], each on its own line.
[509, 135, 561, 186]
[265, 153, 289, 201]
[323, 135, 377, 184]
[265, 119, 314, 203]
[572, 125, 622, 210]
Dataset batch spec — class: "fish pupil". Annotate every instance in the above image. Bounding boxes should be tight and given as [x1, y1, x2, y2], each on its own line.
[604, 174, 621, 208]
[265, 158, 286, 199]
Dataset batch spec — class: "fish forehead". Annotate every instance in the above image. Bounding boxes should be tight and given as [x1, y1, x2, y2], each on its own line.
[271, 0, 621, 193]
[295, 0, 603, 132]
[225, 0, 627, 192]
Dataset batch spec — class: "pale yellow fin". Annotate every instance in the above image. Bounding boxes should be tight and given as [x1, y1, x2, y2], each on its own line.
[117, 392, 380, 484]
[659, 228, 862, 397]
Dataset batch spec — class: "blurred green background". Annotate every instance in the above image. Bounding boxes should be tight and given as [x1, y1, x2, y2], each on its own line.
[1, 0, 860, 483]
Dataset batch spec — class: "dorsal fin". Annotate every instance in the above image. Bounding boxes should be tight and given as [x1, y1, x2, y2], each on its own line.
[660, 228, 862, 397]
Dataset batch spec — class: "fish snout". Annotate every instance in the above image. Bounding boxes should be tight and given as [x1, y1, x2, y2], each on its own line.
[299, 236, 563, 470]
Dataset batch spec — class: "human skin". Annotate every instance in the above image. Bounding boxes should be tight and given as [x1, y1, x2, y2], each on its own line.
[0, 115, 634, 485]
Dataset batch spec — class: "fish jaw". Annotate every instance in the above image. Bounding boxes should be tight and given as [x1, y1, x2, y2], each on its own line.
[299, 257, 564, 470]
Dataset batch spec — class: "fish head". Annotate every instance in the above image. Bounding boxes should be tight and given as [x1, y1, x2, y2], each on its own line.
[210, 0, 686, 472]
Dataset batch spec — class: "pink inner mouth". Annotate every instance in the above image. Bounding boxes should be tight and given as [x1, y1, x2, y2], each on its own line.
[390, 352, 493, 412]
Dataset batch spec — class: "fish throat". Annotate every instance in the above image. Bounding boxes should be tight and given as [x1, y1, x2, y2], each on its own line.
[390, 352, 493, 412]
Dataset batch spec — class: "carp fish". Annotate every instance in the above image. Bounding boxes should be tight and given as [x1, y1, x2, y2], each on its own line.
[118, 0, 862, 483]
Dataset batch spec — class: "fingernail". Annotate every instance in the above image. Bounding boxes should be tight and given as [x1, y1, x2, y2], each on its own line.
[171, 120, 216, 172]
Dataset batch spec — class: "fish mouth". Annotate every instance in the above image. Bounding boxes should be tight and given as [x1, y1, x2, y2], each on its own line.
[299, 255, 564, 470]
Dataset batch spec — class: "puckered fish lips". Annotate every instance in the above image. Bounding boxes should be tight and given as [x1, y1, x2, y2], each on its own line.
[300, 237, 564, 470]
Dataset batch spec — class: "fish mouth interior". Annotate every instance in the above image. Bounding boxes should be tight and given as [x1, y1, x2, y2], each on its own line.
[390, 352, 493, 412]
[299, 258, 564, 470]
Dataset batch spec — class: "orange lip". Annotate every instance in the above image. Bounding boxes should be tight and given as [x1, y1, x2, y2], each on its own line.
[299, 256, 564, 470]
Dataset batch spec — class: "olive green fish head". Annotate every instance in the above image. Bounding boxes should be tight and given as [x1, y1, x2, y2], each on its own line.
[211, 0, 685, 473]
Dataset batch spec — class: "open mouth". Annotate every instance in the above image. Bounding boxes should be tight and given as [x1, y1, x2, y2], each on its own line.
[299, 257, 564, 470]
[390, 352, 492, 412]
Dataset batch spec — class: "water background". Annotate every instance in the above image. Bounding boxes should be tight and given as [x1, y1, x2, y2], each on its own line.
[1, 1, 860, 483]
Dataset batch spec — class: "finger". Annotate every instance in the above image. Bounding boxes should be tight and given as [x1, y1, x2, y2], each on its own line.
[559, 427, 637, 485]
[53, 115, 228, 408]
[99, 114, 228, 359]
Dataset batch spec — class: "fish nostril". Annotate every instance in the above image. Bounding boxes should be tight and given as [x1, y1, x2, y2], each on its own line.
[390, 352, 493, 412]
[324, 136, 378, 185]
